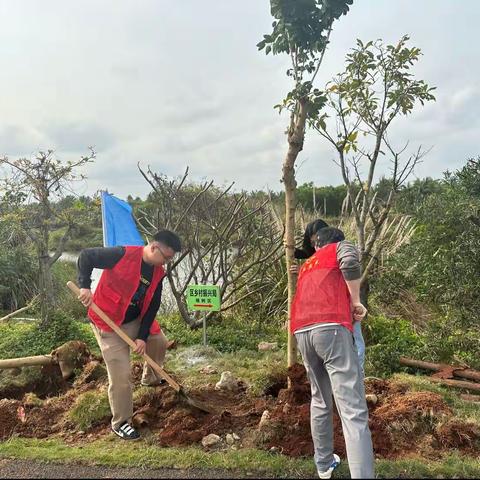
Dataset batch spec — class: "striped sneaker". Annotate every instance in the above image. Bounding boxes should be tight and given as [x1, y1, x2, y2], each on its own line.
[318, 453, 341, 479]
[140, 378, 166, 387]
[112, 421, 140, 441]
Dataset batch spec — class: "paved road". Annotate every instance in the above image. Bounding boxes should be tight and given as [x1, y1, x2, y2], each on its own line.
[0, 459, 315, 479]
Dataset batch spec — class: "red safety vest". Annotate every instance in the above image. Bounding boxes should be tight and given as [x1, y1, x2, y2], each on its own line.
[290, 242, 353, 334]
[88, 246, 165, 334]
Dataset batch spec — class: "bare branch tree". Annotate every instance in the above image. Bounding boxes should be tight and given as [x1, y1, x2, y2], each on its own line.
[136, 166, 284, 328]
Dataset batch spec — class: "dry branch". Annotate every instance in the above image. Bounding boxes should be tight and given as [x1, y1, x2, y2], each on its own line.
[427, 377, 480, 393]
[400, 357, 480, 383]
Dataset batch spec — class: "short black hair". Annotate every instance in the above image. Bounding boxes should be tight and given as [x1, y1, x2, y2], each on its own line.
[314, 227, 345, 248]
[152, 230, 182, 252]
[294, 218, 329, 259]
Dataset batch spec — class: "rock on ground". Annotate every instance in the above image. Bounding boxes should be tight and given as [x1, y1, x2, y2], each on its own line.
[215, 372, 240, 391]
[258, 342, 278, 352]
[201, 434, 221, 448]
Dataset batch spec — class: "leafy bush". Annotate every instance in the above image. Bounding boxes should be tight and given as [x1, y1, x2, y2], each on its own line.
[0, 246, 37, 311]
[50, 224, 103, 252]
[364, 314, 424, 377]
[371, 158, 480, 370]
[417, 315, 480, 369]
[51, 261, 87, 320]
[161, 313, 287, 353]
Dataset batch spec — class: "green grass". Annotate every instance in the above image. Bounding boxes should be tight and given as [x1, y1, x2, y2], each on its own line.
[160, 313, 287, 353]
[0, 438, 315, 477]
[164, 345, 287, 396]
[374, 455, 480, 479]
[0, 438, 479, 478]
[0, 364, 44, 395]
[68, 391, 110, 430]
[0, 315, 99, 359]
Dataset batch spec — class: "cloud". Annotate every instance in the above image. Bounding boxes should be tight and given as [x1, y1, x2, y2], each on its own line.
[44, 121, 116, 153]
[0, 0, 478, 199]
[0, 125, 49, 157]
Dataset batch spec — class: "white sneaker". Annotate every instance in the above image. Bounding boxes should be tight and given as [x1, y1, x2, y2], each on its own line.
[318, 453, 341, 479]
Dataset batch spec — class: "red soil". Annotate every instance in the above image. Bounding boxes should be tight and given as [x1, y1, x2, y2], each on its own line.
[0, 361, 478, 460]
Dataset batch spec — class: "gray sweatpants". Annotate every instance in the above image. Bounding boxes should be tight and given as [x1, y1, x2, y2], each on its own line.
[295, 325, 374, 479]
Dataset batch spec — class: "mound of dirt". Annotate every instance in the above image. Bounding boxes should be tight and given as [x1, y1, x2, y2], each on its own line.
[0, 399, 22, 440]
[1, 360, 478, 461]
[373, 391, 452, 423]
[52, 341, 91, 380]
[435, 419, 480, 452]
[368, 390, 453, 458]
[73, 361, 107, 387]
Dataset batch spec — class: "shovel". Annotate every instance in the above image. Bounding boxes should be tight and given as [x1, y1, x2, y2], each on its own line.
[66, 281, 216, 414]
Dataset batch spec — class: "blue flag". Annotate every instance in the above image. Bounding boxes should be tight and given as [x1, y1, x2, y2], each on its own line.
[101, 191, 144, 247]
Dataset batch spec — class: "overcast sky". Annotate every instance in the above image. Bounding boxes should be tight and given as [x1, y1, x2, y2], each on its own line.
[0, 1, 478, 199]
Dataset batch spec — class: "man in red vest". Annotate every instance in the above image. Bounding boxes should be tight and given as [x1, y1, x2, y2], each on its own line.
[291, 227, 374, 479]
[76, 230, 181, 440]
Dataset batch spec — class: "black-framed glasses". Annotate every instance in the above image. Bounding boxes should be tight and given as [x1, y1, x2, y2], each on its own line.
[153, 244, 176, 262]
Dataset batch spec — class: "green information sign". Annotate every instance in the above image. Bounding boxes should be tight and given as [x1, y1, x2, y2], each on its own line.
[186, 285, 221, 312]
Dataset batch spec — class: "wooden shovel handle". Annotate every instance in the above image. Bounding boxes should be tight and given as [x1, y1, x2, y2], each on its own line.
[66, 281, 181, 392]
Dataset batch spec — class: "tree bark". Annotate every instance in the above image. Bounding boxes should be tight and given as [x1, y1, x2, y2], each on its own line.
[0, 355, 54, 369]
[38, 255, 55, 328]
[460, 394, 480, 402]
[360, 278, 370, 309]
[285, 100, 308, 367]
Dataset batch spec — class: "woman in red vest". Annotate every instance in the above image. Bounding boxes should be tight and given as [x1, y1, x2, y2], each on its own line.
[293, 219, 366, 372]
[77, 230, 181, 441]
[291, 227, 374, 479]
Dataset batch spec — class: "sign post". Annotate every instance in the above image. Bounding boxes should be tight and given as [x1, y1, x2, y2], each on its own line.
[186, 285, 221, 346]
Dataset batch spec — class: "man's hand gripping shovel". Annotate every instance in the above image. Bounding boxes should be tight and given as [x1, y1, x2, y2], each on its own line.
[67, 281, 217, 414]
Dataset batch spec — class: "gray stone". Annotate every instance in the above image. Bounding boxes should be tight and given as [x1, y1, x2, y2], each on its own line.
[258, 342, 278, 351]
[258, 410, 271, 429]
[215, 371, 239, 391]
[201, 434, 221, 448]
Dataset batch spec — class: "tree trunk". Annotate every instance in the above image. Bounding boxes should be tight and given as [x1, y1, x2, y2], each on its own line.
[0, 355, 54, 369]
[360, 278, 370, 309]
[285, 100, 308, 368]
[284, 156, 298, 367]
[38, 255, 55, 328]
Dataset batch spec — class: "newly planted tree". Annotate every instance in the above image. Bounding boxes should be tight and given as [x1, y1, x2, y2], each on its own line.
[312, 36, 436, 302]
[258, 0, 353, 365]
